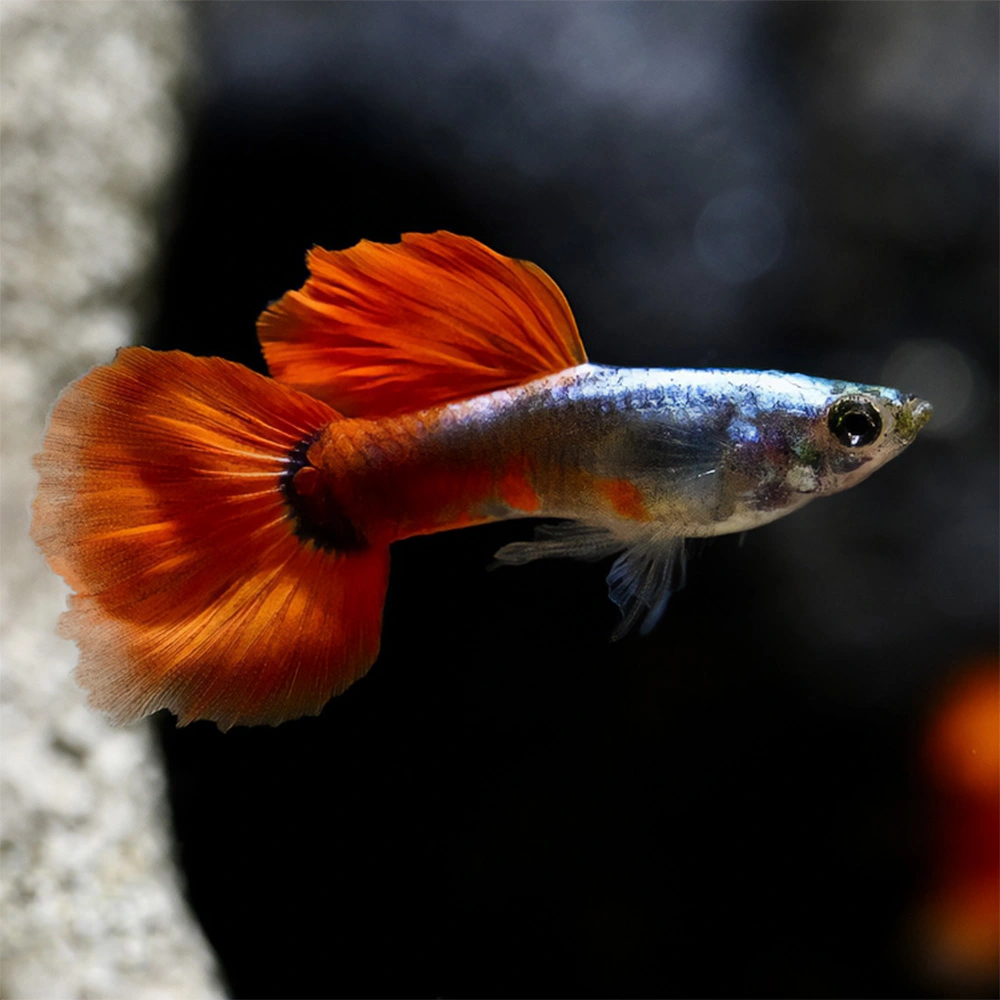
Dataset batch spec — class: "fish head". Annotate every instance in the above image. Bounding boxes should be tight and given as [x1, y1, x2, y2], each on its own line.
[714, 373, 932, 531]
[784, 381, 933, 498]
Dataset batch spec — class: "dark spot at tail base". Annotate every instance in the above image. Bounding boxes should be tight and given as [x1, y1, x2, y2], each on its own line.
[281, 432, 368, 552]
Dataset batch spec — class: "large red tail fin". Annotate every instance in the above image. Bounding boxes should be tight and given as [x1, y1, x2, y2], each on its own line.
[32, 348, 389, 729]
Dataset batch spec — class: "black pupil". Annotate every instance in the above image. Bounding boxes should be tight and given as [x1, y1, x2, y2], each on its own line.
[828, 399, 882, 447]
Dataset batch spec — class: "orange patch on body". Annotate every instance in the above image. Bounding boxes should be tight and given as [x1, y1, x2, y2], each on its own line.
[597, 477, 649, 521]
[497, 462, 540, 513]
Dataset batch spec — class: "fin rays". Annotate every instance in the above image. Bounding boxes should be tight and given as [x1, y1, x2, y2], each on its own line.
[33, 348, 389, 730]
[258, 231, 587, 416]
[492, 521, 623, 566]
[606, 533, 686, 640]
[495, 520, 687, 638]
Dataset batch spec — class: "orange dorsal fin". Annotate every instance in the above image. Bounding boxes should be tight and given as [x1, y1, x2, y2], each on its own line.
[32, 347, 389, 730]
[257, 231, 587, 417]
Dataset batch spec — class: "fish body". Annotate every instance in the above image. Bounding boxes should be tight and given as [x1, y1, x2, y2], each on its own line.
[32, 232, 931, 728]
[298, 362, 928, 541]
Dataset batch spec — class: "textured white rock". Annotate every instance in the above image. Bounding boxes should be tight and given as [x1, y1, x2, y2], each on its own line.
[1, 3, 224, 997]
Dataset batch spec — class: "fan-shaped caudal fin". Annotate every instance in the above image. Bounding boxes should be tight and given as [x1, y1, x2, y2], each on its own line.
[32, 347, 389, 730]
[257, 231, 587, 417]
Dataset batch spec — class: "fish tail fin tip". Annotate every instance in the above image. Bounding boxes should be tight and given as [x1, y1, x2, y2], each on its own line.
[258, 231, 587, 416]
[32, 347, 389, 730]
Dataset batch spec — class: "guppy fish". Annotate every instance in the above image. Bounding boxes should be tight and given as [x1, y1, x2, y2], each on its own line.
[32, 232, 931, 729]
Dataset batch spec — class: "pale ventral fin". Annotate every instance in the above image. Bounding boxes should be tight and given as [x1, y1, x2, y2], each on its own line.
[493, 521, 686, 639]
[605, 531, 686, 640]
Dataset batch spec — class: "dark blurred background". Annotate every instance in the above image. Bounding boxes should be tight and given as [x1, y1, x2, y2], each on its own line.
[149, 4, 998, 997]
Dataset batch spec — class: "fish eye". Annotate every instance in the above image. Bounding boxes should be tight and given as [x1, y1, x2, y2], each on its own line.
[827, 397, 883, 448]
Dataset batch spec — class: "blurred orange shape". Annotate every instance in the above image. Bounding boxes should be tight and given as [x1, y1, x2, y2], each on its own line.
[927, 666, 1000, 795]
[920, 658, 999, 987]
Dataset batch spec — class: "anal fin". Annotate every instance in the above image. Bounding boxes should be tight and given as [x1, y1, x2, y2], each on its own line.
[492, 520, 623, 566]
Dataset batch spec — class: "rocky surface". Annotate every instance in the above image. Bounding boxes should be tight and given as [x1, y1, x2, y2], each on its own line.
[1, 3, 223, 997]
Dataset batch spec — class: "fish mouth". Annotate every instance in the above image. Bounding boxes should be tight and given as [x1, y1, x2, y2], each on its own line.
[895, 396, 933, 442]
